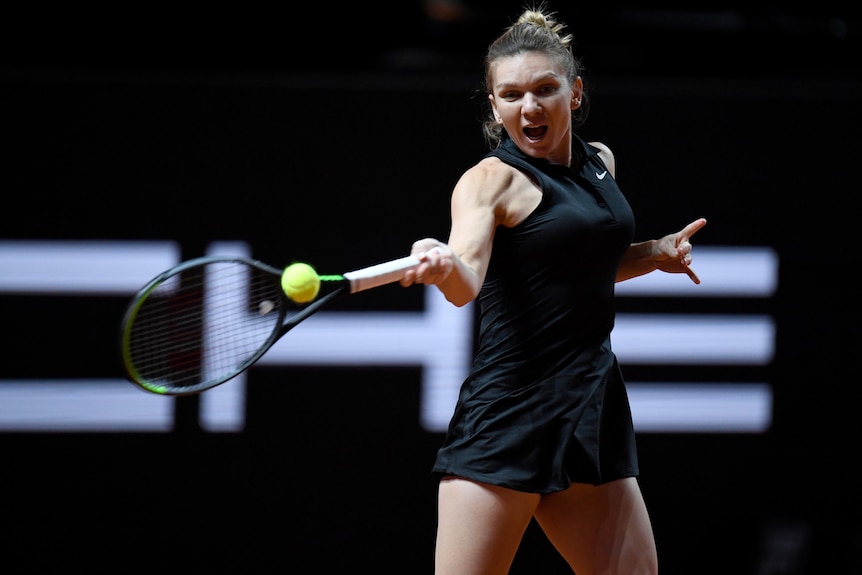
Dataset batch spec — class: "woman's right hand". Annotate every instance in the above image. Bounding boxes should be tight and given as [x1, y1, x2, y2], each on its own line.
[400, 239, 453, 287]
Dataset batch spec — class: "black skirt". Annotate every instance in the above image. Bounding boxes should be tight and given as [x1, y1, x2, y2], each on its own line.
[431, 354, 639, 494]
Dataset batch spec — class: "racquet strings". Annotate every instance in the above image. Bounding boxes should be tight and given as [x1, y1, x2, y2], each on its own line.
[125, 260, 285, 393]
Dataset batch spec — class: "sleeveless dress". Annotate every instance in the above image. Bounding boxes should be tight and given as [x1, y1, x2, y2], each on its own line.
[431, 134, 639, 493]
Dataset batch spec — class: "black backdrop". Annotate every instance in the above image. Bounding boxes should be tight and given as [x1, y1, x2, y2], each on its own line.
[2, 5, 860, 573]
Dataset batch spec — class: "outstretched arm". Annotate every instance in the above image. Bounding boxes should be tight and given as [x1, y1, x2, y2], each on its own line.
[616, 218, 708, 284]
[399, 160, 505, 307]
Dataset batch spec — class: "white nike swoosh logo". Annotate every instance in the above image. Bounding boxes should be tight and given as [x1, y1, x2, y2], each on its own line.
[596, 170, 608, 180]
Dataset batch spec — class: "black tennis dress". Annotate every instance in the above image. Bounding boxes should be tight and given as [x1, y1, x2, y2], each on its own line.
[431, 133, 639, 494]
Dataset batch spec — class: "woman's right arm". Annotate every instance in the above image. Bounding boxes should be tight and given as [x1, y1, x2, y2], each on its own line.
[402, 159, 508, 307]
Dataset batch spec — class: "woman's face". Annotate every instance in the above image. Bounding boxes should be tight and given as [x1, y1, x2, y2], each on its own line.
[488, 51, 582, 166]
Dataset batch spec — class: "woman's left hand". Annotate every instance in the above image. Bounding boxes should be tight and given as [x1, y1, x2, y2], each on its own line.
[653, 217, 707, 284]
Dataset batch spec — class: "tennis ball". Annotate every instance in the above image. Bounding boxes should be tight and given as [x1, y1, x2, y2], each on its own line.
[281, 262, 321, 303]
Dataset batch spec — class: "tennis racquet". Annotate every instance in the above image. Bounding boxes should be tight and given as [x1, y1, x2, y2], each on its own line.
[119, 254, 419, 396]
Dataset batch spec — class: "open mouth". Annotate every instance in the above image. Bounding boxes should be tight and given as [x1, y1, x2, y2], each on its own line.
[523, 126, 547, 140]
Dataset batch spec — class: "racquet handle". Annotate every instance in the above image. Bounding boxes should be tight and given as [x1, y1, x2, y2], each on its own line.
[343, 255, 420, 293]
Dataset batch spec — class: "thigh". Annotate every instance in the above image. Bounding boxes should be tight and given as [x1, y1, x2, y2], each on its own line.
[533, 477, 658, 575]
[435, 476, 540, 575]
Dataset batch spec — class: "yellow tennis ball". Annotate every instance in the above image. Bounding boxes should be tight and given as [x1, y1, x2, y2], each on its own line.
[281, 262, 321, 303]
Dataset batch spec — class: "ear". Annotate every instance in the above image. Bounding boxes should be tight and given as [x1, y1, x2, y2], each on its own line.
[489, 94, 503, 123]
[571, 76, 583, 109]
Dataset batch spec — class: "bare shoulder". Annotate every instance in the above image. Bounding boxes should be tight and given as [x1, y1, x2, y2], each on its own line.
[461, 156, 519, 188]
[454, 156, 522, 205]
[454, 156, 541, 228]
[588, 140, 616, 177]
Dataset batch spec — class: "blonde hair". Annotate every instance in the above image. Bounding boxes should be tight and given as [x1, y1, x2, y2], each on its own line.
[481, 4, 588, 148]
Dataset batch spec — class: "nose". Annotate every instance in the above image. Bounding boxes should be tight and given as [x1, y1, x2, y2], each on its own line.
[523, 93, 542, 114]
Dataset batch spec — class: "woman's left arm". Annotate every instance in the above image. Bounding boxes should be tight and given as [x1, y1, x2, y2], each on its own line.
[616, 218, 708, 284]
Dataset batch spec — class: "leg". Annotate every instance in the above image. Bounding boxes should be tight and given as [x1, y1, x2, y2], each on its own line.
[435, 476, 540, 575]
[533, 477, 658, 575]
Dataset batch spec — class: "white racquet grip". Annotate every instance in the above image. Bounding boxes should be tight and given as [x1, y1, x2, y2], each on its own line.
[343, 255, 420, 293]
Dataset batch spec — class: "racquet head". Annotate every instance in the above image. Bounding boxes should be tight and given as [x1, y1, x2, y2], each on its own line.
[119, 253, 419, 395]
[119, 256, 338, 396]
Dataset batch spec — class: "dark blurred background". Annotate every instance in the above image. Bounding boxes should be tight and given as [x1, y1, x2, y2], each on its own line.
[2, 2, 860, 573]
